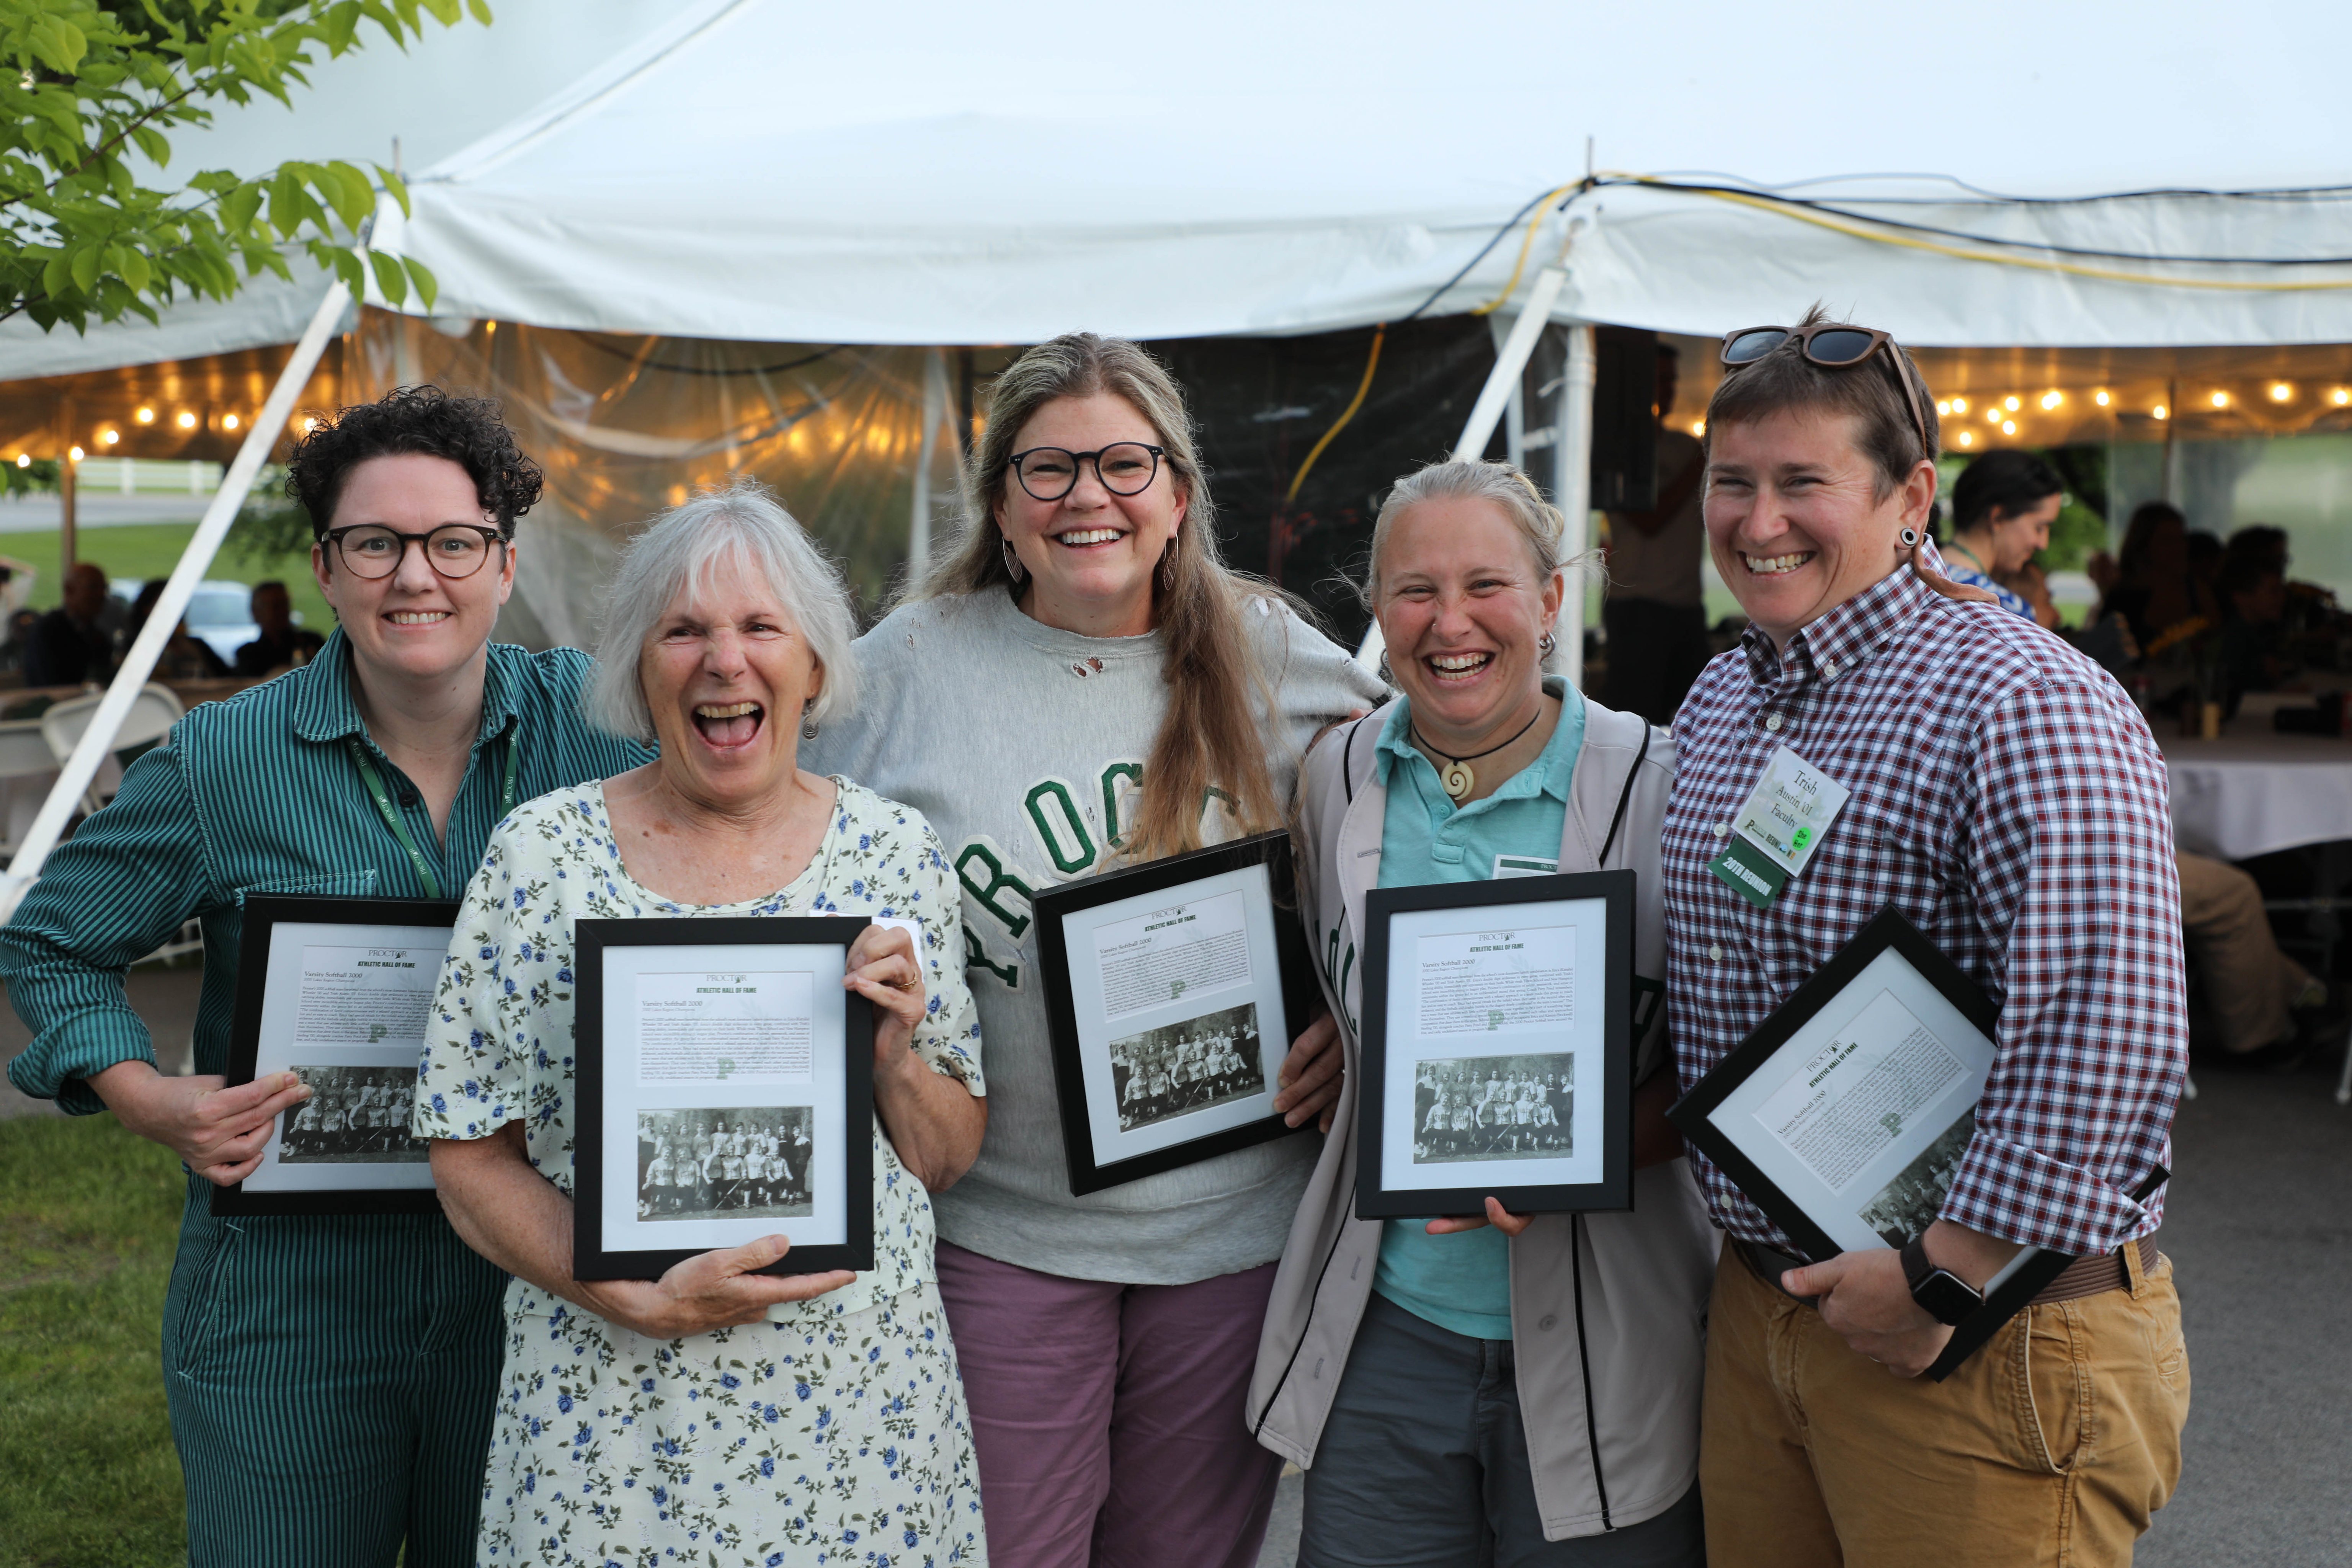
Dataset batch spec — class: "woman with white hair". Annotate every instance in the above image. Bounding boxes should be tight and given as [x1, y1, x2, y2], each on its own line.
[1248, 458, 1713, 1566]
[417, 483, 990, 1566]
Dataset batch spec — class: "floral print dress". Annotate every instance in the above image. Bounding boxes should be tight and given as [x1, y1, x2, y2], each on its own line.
[415, 778, 988, 1567]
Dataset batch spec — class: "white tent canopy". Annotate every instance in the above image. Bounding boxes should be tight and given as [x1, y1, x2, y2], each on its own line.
[391, 0, 2352, 348]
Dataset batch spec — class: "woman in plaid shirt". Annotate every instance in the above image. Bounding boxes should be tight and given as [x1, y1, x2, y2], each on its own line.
[1663, 310, 2190, 1567]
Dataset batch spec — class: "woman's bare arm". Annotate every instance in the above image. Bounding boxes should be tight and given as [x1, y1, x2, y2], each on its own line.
[848, 924, 986, 1191]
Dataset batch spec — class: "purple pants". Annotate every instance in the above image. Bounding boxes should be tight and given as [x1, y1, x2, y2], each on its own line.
[936, 1240, 1284, 1568]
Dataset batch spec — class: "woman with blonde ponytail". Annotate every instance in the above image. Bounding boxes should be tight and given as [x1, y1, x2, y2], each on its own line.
[807, 332, 1383, 1566]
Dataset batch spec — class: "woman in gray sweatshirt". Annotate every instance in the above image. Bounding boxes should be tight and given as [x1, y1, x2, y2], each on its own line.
[807, 332, 1384, 1567]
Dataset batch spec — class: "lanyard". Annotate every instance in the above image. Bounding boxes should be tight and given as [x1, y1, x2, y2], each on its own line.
[347, 726, 519, 901]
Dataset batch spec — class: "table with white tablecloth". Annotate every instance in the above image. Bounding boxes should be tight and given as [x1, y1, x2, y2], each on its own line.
[2159, 733, 2352, 862]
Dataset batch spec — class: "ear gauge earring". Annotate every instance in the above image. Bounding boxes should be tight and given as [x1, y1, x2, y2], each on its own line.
[1001, 535, 1025, 585]
[800, 698, 819, 741]
[1899, 526, 1922, 549]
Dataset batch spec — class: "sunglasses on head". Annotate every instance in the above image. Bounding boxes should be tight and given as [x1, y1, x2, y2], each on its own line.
[1719, 323, 1933, 458]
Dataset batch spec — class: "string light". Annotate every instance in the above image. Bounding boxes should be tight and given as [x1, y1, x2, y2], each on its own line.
[1957, 430, 1975, 447]
[1985, 407, 2002, 424]
[2269, 382, 2293, 402]
[2334, 388, 2352, 406]
[222, 413, 240, 431]
[2003, 395, 2021, 411]
[2039, 390, 2063, 410]
[2001, 420, 2017, 436]
[2211, 390, 2231, 408]
[13, 454, 27, 468]
[2154, 404, 2169, 420]
[99, 429, 119, 446]
[134, 406, 154, 424]
[1689, 419, 1705, 436]
[299, 416, 318, 433]
[1950, 396, 1969, 414]
[68, 445, 84, 461]
[175, 411, 196, 429]
[2094, 390, 2111, 407]
[1935, 400, 1952, 416]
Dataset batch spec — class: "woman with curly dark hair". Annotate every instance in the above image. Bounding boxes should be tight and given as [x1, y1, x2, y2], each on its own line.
[0, 385, 650, 1568]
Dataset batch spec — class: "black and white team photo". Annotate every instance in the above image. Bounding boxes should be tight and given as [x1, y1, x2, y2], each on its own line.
[1411, 1053, 1575, 1163]
[635, 1107, 814, 1221]
[276, 1065, 428, 1164]
[1108, 1001, 1267, 1132]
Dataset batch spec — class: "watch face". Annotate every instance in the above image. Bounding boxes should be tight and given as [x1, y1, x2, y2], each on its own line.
[1916, 1269, 1982, 1326]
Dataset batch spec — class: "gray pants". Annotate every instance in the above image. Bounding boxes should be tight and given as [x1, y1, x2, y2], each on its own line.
[1297, 1292, 1704, 1568]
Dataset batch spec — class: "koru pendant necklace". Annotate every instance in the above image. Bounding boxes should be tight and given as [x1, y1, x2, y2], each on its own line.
[1411, 707, 1545, 802]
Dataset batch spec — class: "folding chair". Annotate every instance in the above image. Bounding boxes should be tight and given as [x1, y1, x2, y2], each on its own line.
[39, 684, 185, 815]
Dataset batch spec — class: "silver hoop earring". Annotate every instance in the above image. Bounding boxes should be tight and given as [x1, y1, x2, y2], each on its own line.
[1002, 535, 1025, 585]
[1377, 651, 1395, 684]
[800, 697, 819, 741]
[1539, 631, 1557, 656]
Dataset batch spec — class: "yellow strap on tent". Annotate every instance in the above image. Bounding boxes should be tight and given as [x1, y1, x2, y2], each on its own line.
[1604, 173, 2352, 294]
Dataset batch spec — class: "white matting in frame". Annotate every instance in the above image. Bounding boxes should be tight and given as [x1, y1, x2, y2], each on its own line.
[595, 940, 854, 1258]
[1375, 896, 1611, 1198]
[217, 896, 460, 1216]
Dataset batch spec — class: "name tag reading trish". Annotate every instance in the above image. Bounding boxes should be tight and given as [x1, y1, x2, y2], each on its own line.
[1710, 746, 1851, 909]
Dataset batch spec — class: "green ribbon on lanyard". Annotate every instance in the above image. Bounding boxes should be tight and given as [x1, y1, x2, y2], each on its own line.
[347, 725, 520, 901]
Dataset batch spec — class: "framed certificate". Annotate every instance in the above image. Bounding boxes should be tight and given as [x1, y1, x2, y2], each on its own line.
[213, 894, 458, 1217]
[1034, 831, 1319, 1196]
[1665, 905, 2161, 1379]
[1355, 871, 1633, 1220]
[573, 917, 876, 1282]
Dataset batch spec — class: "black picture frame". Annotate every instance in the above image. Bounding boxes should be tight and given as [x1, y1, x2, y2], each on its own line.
[1354, 870, 1635, 1219]
[573, 916, 876, 1282]
[1034, 830, 1320, 1196]
[213, 893, 460, 1217]
[1665, 904, 2149, 1380]
[1666, 906, 2000, 1266]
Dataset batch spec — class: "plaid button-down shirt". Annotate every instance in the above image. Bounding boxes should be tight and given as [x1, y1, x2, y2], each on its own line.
[1663, 557, 2185, 1257]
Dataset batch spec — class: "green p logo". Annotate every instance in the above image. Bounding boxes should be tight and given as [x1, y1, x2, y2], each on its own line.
[1792, 826, 1812, 851]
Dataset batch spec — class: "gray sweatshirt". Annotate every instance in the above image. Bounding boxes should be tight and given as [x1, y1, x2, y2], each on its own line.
[805, 587, 1387, 1283]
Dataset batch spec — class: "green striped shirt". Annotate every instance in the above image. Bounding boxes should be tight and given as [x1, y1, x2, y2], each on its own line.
[3, 629, 651, 1113]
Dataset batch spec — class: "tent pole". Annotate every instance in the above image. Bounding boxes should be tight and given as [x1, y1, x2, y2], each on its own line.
[1354, 265, 1568, 669]
[57, 397, 77, 572]
[1552, 324, 1596, 690]
[909, 347, 947, 578]
[0, 279, 351, 921]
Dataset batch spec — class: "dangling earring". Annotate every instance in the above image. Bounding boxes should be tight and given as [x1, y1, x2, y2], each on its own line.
[1377, 650, 1395, 684]
[1002, 534, 1026, 585]
[1158, 539, 1179, 595]
[1539, 631, 1557, 657]
[800, 697, 819, 741]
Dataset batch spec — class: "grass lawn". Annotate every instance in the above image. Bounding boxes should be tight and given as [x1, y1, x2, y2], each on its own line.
[0, 1114, 187, 1567]
[0, 523, 336, 640]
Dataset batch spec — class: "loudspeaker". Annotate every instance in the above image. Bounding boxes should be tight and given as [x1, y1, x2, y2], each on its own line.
[1590, 326, 1659, 511]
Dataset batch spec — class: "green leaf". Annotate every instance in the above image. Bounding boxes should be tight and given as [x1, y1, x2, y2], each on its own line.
[319, 160, 374, 230]
[69, 244, 98, 295]
[221, 181, 263, 236]
[374, 163, 411, 218]
[41, 250, 73, 301]
[324, 0, 361, 51]
[467, 0, 493, 23]
[129, 124, 170, 167]
[401, 253, 437, 310]
[368, 247, 407, 305]
[328, 245, 365, 297]
[119, 247, 152, 292]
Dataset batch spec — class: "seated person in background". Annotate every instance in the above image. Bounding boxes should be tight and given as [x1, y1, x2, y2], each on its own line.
[1995, 557, 2064, 630]
[2099, 501, 2220, 648]
[125, 580, 231, 681]
[2217, 552, 2294, 704]
[24, 562, 116, 686]
[233, 580, 327, 676]
[2177, 851, 2336, 1065]
[1940, 449, 2062, 624]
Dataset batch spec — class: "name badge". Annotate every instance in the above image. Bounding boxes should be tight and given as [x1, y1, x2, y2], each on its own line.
[1710, 746, 1851, 908]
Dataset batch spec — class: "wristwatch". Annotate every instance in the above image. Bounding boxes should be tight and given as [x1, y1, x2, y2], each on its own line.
[1900, 1236, 1984, 1326]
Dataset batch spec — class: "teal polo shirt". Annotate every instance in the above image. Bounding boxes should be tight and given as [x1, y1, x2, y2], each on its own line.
[1370, 676, 1584, 1341]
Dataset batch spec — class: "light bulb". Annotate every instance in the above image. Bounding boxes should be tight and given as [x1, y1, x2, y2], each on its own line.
[2001, 420, 2017, 436]
[2211, 390, 2230, 408]
[69, 445, 84, 461]
[2094, 390, 2111, 407]
[134, 406, 154, 424]
[1690, 419, 1706, 437]
[1935, 400, 1952, 416]
[2040, 391, 2063, 410]
[1950, 396, 1969, 414]
[2335, 388, 2352, 406]
[2154, 405, 2169, 420]
[99, 429, 118, 445]
[222, 413, 240, 431]
[13, 454, 27, 468]
[2270, 382, 2293, 402]
[175, 410, 196, 429]
[1957, 430, 1975, 447]
[1986, 407, 2002, 424]
[300, 416, 318, 433]
[2004, 395, 2021, 411]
